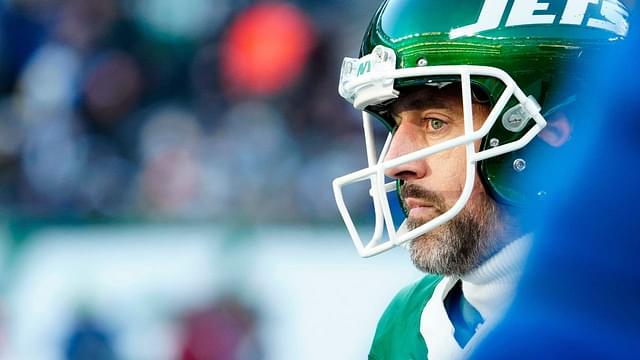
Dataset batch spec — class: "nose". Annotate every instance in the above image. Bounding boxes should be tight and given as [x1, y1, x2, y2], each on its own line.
[383, 120, 429, 181]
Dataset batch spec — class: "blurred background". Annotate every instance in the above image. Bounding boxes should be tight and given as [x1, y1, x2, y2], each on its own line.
[0, 0, 421, 359]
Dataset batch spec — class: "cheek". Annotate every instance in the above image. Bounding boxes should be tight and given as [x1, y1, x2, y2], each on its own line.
[470, 174, 489, 200]
[474, 138, 482, 152]
[427, 146, 469, 191]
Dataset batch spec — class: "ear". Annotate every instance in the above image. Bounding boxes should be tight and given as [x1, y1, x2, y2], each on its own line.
[538, 113, 571, 148]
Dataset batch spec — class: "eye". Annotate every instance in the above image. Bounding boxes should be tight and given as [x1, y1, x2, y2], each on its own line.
[428, 118, 446, 131]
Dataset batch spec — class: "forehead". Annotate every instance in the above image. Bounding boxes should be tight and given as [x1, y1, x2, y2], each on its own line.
[390, 84, 464, 114]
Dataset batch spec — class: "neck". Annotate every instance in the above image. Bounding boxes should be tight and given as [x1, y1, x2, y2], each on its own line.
[479, 204, 526, 266]
[459, 234, 532, 320]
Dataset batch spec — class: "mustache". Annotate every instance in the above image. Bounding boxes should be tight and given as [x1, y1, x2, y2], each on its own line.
[400, 183, 447, 214]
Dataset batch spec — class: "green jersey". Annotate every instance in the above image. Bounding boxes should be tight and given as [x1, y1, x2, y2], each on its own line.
[369, 274, 444, 360]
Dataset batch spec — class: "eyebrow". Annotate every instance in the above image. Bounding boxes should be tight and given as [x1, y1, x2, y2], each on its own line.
[389, 96, 455, 117]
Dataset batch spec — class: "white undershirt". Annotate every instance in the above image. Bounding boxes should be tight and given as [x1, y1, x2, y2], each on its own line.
[420, 235, 532, 360]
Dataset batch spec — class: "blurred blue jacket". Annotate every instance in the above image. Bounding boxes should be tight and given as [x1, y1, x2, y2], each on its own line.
[470, 16, 640, 360]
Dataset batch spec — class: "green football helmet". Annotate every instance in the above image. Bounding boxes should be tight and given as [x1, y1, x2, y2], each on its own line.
[333, 0, 629, 257]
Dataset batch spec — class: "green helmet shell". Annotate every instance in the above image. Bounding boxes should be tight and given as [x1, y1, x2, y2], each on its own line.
[360, 0, 629, 205]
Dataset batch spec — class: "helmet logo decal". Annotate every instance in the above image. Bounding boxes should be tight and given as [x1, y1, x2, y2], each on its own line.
[449, 0, 628, 39]
[357, 61, 372, 76]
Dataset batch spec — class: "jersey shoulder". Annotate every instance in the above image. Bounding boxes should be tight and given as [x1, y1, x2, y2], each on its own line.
[369, 274, 444, 360]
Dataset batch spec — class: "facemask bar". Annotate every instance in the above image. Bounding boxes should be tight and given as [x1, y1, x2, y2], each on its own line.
[362, 112, 391, 249]
[333, 47, 547, 258]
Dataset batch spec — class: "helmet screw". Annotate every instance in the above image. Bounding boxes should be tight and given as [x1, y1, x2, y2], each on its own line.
[513, 158, 527, 172]
[489, 138, 500, 147]
[416, 58, 428, 67]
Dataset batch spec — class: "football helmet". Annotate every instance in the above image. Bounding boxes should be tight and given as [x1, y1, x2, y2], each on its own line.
[333, 0, 629, 257]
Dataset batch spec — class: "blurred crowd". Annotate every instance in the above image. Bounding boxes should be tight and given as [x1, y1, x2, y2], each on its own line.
[62, 294, 262, 360]
[0, 0, 378, 222]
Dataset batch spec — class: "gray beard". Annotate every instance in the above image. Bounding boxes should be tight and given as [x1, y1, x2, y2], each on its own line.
[403, 185, 501, 277]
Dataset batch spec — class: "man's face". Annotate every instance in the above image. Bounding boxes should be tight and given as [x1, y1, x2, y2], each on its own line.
[384, 84, 508, 276]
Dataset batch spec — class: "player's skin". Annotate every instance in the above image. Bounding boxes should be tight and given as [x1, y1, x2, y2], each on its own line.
[383, 83, 571, 275]
[385, 85, 489, 220]
[383, 84, 515, 275]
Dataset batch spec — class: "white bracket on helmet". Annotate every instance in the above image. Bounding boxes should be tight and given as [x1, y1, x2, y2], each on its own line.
[338, 45, 399, 109]
[502, 95, 542, 132]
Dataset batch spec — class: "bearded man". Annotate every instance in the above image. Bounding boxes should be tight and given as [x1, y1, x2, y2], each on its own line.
[331, 1, 629, 358]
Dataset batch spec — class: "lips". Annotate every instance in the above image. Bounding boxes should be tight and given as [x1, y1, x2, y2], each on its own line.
[404, 197, 432, 210]
[404, 197, 438, 218]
